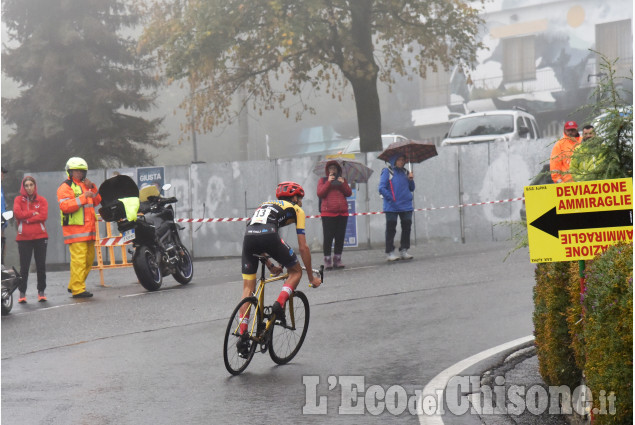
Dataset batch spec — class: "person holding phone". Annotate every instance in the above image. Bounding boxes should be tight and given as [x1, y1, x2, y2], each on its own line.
[57, 157, 101, 298]
[317, 160, 352, 269]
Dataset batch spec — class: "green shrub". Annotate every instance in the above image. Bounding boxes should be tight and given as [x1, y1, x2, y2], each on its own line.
[566, 261, 585, 371]
[533, 261, 582, 388]
[583, 243, 633, 425]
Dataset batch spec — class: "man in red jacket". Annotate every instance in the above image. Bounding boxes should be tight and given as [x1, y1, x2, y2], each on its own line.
[13, 176, 49, 302]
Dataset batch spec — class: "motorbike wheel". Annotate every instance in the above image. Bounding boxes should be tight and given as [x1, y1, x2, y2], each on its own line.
[2, 288, 13, 316]
[173, 245, 193, 285]
[133, 246, 163, 291]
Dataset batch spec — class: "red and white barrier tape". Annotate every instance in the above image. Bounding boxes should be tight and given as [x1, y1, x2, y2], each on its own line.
[175, 197, 525, 223]
[97, 236, 129, 246]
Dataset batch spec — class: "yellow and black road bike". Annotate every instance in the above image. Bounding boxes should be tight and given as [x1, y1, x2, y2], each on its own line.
[223, 255, 323, 375]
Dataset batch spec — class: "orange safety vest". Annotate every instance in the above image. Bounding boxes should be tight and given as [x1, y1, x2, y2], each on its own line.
[550, 134, 581, 183]
[57, 178, 102, 244]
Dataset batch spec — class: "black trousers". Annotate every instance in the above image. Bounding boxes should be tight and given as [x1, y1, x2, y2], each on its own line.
[385, 211, 412, 253]
[321, 215, 349, 256]
[17, 238, 48, 293]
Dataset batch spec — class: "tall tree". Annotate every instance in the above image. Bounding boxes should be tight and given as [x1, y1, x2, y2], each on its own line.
[2, 0, 166, 172]
[141, 0, 484, 153]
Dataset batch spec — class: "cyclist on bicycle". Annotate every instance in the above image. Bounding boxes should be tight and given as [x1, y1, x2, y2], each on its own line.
[237, 182, 321, 353]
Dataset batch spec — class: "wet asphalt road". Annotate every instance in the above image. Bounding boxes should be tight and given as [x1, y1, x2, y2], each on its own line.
[1, 241, 535, 424]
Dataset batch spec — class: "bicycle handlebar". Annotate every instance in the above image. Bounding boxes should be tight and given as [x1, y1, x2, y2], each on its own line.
[306, 265, 324, 288]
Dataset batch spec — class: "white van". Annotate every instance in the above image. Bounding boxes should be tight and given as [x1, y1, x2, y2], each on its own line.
[441, 109, 540, 146]
[341, 134, 408, 154]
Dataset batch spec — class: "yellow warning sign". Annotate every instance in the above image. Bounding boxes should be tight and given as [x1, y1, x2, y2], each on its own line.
[525, 178, 633, 263]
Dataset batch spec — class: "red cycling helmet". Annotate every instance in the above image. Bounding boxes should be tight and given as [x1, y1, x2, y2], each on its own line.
[276, 181, 305, 199]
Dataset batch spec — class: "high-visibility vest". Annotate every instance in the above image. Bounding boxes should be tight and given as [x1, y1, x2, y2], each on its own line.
[57, 179, 101, 244]
[60, 180, 84, 226]
[119, 197, 140, 221]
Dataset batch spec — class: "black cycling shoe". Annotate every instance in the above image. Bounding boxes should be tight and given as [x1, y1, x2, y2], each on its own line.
[272, 301, 286, 326]
[236, 336, 251, 358]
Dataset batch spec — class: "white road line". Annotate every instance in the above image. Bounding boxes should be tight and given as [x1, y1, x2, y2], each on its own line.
[418, 335, 535, 425]
[9, 303, 81, 315]
[121, 292, 151, 298]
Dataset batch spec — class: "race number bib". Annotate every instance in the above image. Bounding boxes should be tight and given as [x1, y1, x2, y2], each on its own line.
[250, 206, 272, 225]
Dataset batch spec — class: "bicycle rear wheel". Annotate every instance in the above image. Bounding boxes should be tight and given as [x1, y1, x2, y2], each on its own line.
[223, 296, 261, 375]
[269, 290, 310, 365]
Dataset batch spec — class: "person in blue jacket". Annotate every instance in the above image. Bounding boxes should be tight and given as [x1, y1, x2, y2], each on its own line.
[378, 154, 415, 261]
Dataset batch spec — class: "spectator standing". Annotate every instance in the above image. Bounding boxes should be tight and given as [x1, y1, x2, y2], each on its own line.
[550, 121, 581, 183]
[13, 176, 49, 302]
[378, 154, 415, 261]
[570, 124, 600, 182]
[1, 167, 7, 264]
[581, 124, 595, 141]
[317, 160, 352, 269]
[57, 157, 101, 298]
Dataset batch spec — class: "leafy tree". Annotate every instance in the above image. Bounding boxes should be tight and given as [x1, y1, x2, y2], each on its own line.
[570, 53, 633, 181]
[141, 0, 484, 152]
[2, 0, 167, 172]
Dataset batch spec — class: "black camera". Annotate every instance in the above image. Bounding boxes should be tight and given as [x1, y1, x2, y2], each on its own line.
[330, 172, 342, 185]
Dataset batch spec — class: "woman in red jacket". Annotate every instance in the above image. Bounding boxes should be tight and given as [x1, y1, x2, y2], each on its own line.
[317, 161, 352, 269]
[13, 176, 49, 302]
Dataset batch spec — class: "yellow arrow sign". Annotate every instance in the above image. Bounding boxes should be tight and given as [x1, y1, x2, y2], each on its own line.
[525, 178, 633, 263]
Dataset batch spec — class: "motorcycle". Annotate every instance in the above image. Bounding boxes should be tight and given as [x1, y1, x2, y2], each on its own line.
[98, 175, 194, 291]
[1, 211, 22, 315]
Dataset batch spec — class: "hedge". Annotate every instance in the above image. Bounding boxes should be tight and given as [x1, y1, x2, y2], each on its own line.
[582, 243, 632, 424]
[533, 261, 582, 388]
[566, 261, 585, 372]
[533, 243, 633, 424]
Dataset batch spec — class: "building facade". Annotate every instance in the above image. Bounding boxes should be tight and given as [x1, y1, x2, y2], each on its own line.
[409, 0, 633, 141]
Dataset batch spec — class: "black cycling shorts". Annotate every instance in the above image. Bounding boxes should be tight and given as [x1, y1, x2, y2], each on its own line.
[241, 224, 298, 279]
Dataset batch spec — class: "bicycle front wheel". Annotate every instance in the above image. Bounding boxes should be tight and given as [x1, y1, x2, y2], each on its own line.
[269, 290, 310, 365]
[223, 296, 261, 375]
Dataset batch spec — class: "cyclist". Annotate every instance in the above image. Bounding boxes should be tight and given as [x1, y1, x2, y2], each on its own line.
[237, 181, 322, 355]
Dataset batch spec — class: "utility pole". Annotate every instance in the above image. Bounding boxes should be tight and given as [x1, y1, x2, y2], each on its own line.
[189, 82, 199, 163]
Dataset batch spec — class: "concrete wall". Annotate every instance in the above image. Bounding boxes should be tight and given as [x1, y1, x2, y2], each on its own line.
[3, 138, 553, 266]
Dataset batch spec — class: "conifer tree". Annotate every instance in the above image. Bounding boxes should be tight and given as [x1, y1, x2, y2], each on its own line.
[570, 54, 633, 181]
[2, 0, 166, 172]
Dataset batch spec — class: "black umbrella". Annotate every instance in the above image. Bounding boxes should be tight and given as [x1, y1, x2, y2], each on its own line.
[377, 138, 438, 165]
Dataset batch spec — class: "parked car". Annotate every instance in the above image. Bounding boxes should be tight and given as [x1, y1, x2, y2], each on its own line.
[592, 105, 633, 142]
[441, 109, 540, 146]
[341, 134, 408, 154]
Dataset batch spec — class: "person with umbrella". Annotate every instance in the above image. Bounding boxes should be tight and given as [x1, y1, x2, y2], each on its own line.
[378, 154, 415, 261]
[316, 160, 353, 269]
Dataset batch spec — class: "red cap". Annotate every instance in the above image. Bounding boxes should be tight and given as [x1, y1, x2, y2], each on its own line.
[564, 121, 578, 130]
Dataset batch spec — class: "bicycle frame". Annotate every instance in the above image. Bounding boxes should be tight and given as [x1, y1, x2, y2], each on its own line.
[237, 258, 295, 345]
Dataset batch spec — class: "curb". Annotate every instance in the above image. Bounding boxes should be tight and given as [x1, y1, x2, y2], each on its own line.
[418, 335, 535, 425]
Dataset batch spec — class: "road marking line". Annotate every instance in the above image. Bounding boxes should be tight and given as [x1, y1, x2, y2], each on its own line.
[10, 303, 81, 315]
[418, 335, 535, 425]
